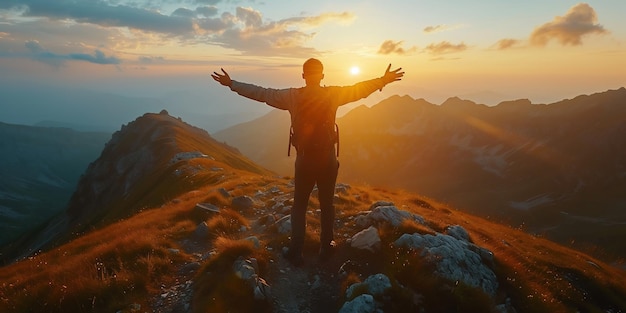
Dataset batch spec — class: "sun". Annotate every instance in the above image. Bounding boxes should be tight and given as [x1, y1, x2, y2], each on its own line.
[350, 66, 360, 75]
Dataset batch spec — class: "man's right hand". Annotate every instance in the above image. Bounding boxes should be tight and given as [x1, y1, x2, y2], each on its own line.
[382, 64, 404, 85]
[211, 68, 232, 87]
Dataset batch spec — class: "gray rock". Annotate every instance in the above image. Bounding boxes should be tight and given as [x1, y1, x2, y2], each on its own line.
[369, 201, 395, 210]
[350, 226, 381, 252]
[346, 273, 392, 299]
[233, 257, 257, 281]
[218, 187, 231, 198]
[254, 277, 271, 300]
[275, 215, 292, 234]
[446, 225, 470, 242]
[394, 232, 498, 296]
[335, 183, 351, 194]
[339, 294, 377, 313]
[232, 195, 254, 210]
[245, 236, 261, 249]
[357, 205, 425, 228]
[193, 222, 209, 240]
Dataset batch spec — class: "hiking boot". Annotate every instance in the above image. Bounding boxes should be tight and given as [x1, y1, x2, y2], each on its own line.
[319, 241, 336, 263]
[282, 247, 304, 267]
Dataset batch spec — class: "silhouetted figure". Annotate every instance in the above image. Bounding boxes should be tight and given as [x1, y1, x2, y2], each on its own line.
[212, 59, 404, 266]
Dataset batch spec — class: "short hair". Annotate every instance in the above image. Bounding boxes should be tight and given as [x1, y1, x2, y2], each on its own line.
[303, 58, 323, 76]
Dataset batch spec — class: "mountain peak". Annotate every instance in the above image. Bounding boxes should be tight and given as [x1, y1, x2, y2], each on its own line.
[2, 111, 271, 259]
[440, 96, 484, 110]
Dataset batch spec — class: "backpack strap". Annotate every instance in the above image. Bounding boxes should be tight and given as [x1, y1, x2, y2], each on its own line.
[335, 123, 339, 157]
[288, 125, 294, 156]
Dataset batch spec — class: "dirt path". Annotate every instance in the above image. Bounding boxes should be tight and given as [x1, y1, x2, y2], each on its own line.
[268, 253, 343, 313]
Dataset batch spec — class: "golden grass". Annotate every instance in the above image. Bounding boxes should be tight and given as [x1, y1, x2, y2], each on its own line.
[206, 208, 250, 236]
[192, 237, 271, 313]
[0, 181, 206, 312]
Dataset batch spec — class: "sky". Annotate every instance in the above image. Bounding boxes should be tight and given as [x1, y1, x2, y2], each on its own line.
[1, 0, 625, 127]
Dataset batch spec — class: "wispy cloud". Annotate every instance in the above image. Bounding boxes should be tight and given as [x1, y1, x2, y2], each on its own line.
[530, 3, 607, 46]
[25, 40, 120, 67]
[377, 40, 417, 55]
[423, 24, 455, 34]
[494, 38, 521, 50]
[424, 41, 467, 55]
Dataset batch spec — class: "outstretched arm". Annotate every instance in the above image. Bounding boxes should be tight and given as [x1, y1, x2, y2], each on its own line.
[380, 64, 404, 90]
[331, 63, 405, 105]
[211, 68, 232, 87]
[210, 68, 293, 110]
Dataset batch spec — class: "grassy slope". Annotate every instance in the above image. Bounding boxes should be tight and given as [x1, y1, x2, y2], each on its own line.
[1, 167, 624, 312]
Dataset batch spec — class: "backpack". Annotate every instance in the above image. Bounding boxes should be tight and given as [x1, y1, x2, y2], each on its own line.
[287, 87, 339, 157]
[288, 123, 339, 157]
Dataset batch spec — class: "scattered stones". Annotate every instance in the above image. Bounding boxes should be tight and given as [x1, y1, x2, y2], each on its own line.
[169, 151, 212, 165]
[233, 256, 272, 301]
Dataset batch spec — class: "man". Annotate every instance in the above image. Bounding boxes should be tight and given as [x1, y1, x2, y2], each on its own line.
[211, 59, 404, 265]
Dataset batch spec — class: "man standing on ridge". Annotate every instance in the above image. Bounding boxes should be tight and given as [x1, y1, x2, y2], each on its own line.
[211, 59, 404, 266]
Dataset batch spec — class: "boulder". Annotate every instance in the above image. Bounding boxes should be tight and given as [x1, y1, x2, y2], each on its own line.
[339, 294, 377, 313]
[346, 273, 392, 299]
[394, 232, 498, 296]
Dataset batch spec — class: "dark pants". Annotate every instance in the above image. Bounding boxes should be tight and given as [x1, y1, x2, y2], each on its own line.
[290, 148, 339, 254]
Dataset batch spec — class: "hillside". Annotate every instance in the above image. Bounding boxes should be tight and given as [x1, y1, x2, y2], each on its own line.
[0, 122, 110, 247]
[0, 110, 271, 264]
[1, 112, 625, 312]
[213, 87, 626, 261]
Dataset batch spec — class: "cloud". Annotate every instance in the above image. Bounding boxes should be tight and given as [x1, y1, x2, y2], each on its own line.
[215, 8, 355, 56]
[494, 38, 521, 50]
[0, 0, 197, 35]
[423, 24, 447, 33]
[424, 41, 467, 55]
[24, 40, 120, 66]
[530, 3, 607, 46]
[139, 56, 166, 64]
[1, 1, 355, 57]
[377, 40, 416, 55]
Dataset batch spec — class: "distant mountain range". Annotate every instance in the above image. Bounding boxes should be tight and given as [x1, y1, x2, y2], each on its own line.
[214, 87, 626, 259]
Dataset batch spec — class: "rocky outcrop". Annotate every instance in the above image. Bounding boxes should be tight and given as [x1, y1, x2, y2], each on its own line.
[395, 229, 498, 296]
